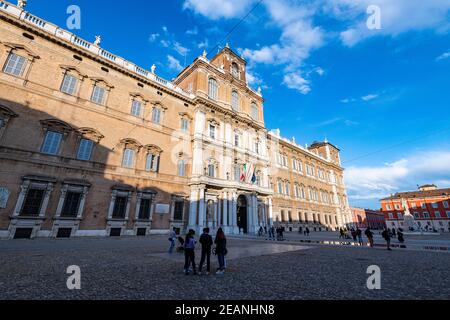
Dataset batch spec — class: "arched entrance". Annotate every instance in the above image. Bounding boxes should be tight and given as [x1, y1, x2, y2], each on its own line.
[237, 195, 248, 234]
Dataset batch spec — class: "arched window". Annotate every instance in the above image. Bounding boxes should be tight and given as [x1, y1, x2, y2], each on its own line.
[251, 102, 259, 120]
[208, 164, 215, 177]
[231, 90, 239, 111]
[208, 78, 218, 100]
[122, 148, 136, 168]
[231, 62, 239, 78]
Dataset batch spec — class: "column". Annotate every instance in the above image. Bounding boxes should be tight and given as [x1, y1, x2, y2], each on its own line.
[13, 182, 30, 217]
[39, 184, 54, 217]
[55, 185, 68, 218]
[198, 187, 205, 229]
[222, 191, 228, 227]
[107, 191, 117, 219]
[230, 191, 238, 234]
[188, 188, 198, 228]
[77, 187, 89, 219]
[268, 197, 273, 226]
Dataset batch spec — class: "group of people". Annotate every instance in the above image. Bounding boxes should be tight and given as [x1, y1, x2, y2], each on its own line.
[336, 226, 406, 251]
[169, 227, 228, 276]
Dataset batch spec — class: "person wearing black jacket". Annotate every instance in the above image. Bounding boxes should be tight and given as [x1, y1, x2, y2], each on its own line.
[382, 227, 392, 251]
[198, 228, 213, 275]
[214, 228, 227, 274]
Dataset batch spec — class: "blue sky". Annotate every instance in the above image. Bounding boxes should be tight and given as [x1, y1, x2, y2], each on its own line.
[26, 0, 450, 209]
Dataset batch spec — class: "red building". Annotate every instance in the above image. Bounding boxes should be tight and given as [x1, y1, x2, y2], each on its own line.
[380, 185, 450, 233]
[350, 208, 385, 230]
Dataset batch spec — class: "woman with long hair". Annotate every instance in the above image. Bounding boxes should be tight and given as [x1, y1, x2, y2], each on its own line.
[214, 228, 227, 274]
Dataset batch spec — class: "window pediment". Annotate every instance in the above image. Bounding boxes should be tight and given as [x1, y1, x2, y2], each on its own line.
[90, 77, 114, 89]
[0, 105, 18, 119]
[130, 92, 149, 102]
[144, 144, 162, 155]
[120, 138, 142, 150]
[39, 119, 73, 134]
[76, 127, 104, 143]
[59, 65, 87, 79]
[179, 112, 192, 120]
[1, 42, 40, 59]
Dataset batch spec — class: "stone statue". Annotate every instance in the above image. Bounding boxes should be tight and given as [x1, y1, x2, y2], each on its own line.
[402, 198, 419, 231]
[94, 35, 101, 46]
[151, 64, 156, 74]
[258, 86, 262, 94]
[17, 0, 27, 9]
[202, 50, 207, 58]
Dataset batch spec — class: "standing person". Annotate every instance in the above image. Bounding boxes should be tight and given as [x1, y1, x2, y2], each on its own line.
[305, 227, 310, 237]
[365, 227, 374, 248]
[339, 228, 344, 239]
[351, 228, 357, 242]
[356, 228, 363, 246]
[168, 227, 177, 254]
[271, 226, 276, 241]
[214, 228, 227, 274]
[397, 228, 405, 244]
[184, 229, 198, 275]
[198, 228, 213, 275]
[382, 228, 392, 251]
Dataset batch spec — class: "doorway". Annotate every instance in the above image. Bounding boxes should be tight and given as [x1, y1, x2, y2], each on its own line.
[237, 195, 248, 234]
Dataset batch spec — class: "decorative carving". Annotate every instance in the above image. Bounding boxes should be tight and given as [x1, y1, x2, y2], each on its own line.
[151, 64, 156, 74]
[76, 128, 105, 143]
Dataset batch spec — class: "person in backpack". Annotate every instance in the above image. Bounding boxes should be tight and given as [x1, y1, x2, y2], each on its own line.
[214, 228, 227, 274]
[382, 227, 392, 251]
[356, 228, 363, 246]
[168, 227, 177, 254]
[184, 229, 198, 275]
[198, 228, 213, 275]
[365, 227, 374, 248]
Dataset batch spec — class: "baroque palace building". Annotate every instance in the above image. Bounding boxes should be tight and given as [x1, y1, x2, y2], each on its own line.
[0, 1, 351, 239]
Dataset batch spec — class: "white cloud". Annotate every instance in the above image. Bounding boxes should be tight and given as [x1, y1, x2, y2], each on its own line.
[330, 0, 450, 46]
[186, 27, 198, 35]
[361, 94, 379, 101]
[167, 55, 184, 72]
[283, 73, 311, 94]
[436, 51, 450, 61]
[197, 39, 209, 49]
[149, 33, 160, 42]
[345, 150, 450, 206]
[174, 42, 190, 56]
[183, 0, 256, 20]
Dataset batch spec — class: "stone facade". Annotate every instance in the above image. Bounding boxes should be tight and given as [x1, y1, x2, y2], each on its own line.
[0, 1, 350, 239]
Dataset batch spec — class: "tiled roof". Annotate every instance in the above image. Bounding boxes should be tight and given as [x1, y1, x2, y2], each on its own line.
[381, 188, 450, 201]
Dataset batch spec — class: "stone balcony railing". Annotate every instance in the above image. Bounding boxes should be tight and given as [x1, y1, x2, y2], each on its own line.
[0, 1, 195, 100]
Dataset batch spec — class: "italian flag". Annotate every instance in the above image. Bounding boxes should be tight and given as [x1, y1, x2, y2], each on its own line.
[241, 163, 256, 184]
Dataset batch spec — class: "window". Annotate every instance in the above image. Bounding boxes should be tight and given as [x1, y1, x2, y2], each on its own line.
[386, 204, 392, 210]
[177, 160, 186, 177]
[60, 74, 78, 95]
[152, 108, 162, 124]
[234, 133, 241, 147]
[112, 196, 128, 219]
[146, 154, 160, 172]
[231, 91, 239, 111]
[3, 53, 27, 76]
[432, 202, 439, 209]
[394, 204, 401, 210]
[285, 182, 290, 196]
[208, 78, 218, 100]
[444, 201, 449, 209]
[231, 63, 239, 78]
[446, 211, 450, 218]
[181, 118, 189, 132]
[122, 148, 136, 168]
[422, 203, 427, 209]
[61, 192, 82, 217]
[174, 201, 184, 221]
[435, 211, 441, 218]
[251, 102, 258, 120]
[41, 131, 62, 155]
[131, 100, 142, 117]
[234, 165, 241, 181]
[209, 124, 216, 140]
[423, 212, 430, 218]
[20, 189, 45, 216]
[411, 202, 417, 209]
[388, 213, 394, 219]
[277, 180, 283, 194]
[139, 198, 152, 220]
[414, 212, 420, 219]
[91, 85, 107, 105]
[207, 164, 215, 177]
[255, 140, 260, 154]
[77, 139, 94, 161]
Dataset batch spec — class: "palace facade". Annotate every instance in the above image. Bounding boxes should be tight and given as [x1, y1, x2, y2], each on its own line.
[0, 1, 351, 239]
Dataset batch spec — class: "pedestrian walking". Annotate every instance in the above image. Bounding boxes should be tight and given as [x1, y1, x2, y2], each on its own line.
[382, 228, 392, 251]
[397, 228, 405, 244]
[214, 228, 227, 274]
[168, 227, 177, 254]
[365, 227, 374, 248]
[184, 229, 198, 275]
[356, 228, 363, 246]
[198, 228, 213, 275]
[351, 228, 357, 242]
[305, 227, 310, 237]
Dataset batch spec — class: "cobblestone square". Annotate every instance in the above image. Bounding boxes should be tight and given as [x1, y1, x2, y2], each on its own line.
[0, 236, 449, 300]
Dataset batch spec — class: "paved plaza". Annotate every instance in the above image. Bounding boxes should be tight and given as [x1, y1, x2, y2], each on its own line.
[0, 235, 449, 300]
